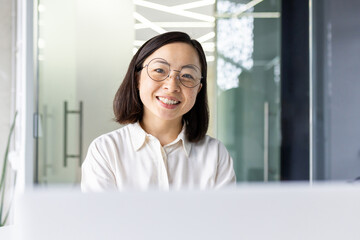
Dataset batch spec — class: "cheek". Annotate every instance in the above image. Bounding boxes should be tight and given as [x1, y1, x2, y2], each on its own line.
[138, 74, 149, 92]
[139, 83, 150, 102]
[186, 90, 200, 106]
[138, 77, 159, 102]
[137, 72, 145, 90]
[138, 78, 147, 103]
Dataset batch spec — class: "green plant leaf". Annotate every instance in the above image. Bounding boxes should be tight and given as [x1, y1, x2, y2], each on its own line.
[0, 173, 16, 227]
[0, 182, 5, 226]
[0, 112, 17, 189]
[0, 111, 17, 227]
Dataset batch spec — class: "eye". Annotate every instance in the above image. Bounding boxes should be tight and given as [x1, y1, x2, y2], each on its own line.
[181, 73, 195, 80]
[154, 68, 166, 74]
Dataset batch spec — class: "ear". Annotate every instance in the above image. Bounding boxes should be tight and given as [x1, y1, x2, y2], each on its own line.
[197, 83, 203, 93]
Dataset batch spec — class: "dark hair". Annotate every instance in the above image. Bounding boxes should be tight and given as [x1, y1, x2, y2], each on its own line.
[113, 31, 209, 142]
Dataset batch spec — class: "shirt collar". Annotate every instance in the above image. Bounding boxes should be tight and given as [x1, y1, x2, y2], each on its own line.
[129, 122, 147, 151]
[129, 122, 192, 157]
[175, 125, 192, 157]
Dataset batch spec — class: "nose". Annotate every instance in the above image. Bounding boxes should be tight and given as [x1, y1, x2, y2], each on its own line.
[163, 70, 181, 92]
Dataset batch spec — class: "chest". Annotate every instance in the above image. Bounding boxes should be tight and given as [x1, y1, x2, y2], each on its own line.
[111, 142, 218, 189]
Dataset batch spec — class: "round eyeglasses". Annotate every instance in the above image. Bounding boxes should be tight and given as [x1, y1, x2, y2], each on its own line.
[142, 58, 202, 88]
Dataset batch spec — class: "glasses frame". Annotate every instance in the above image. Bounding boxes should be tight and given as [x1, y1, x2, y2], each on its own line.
[141, 58, 202, 88]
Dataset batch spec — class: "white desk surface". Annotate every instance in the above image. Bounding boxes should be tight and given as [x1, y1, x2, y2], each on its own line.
[9, 183, 360, 240]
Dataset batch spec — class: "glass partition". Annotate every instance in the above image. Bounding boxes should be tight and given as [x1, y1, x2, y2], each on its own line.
[310, 0, 360, 181]
[35, 0, 134, 184]
[216, 0, 281, 182]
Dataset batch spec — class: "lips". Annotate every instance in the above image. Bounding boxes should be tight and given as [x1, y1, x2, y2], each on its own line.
[157, 96, 180, 105]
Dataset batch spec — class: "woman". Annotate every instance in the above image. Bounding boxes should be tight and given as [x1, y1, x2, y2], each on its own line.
[81, 31, 235, 191]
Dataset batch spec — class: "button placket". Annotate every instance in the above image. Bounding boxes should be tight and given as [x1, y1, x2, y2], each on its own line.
[152, 138, 169, 189]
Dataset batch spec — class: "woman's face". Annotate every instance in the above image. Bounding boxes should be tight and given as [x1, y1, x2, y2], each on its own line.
[138, 42, 202, 125]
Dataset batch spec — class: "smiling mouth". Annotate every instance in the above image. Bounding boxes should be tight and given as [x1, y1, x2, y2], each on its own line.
[157, 97, 180, 105]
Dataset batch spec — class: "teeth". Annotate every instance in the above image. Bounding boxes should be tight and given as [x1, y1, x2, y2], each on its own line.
[158, 97, 179, 105]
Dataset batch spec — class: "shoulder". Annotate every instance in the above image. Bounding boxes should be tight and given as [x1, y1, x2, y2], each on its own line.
[191, 135, 230, 157]
[90, 124, 131, 149]
[85, 124, 134, 165]
[194, 134, 226, 149]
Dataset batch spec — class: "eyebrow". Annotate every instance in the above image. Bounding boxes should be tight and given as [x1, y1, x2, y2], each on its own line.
[152, 59, 170, 65]
[151, 58, 200, 71]
[181, 64, 200, 72]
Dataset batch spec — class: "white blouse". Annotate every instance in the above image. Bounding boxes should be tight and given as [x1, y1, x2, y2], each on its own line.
[81, 122, 236, 191]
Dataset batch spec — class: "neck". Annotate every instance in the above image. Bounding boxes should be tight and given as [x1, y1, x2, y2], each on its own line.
[140, 118, 182, 146]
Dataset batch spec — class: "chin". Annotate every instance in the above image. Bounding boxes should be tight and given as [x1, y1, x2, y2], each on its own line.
[156, 113, 182, 122]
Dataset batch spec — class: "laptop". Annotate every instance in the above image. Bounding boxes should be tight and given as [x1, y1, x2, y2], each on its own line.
[13, 183, 360, 240]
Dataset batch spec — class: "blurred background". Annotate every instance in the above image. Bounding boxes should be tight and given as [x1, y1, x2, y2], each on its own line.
[0, 0, 359, 189]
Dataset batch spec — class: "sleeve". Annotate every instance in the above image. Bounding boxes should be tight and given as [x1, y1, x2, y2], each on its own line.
[81, 140, 117, 192]
[214, 142, 236, 189]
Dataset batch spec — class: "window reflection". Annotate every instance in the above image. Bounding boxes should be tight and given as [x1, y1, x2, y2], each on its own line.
[217, 1, 254, 91]
[216, 0, 281, 182]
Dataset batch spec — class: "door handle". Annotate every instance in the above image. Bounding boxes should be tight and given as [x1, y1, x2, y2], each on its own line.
[63, 101, 83, 167]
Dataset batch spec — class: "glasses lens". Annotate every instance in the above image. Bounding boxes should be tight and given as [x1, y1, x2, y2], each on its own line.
[147, 59, 170, 81]
[146, 58, 202, 87]
[179, 67, 201, 87]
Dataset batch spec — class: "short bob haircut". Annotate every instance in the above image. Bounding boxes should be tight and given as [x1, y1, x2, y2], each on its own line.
[113, 31, 209, 142]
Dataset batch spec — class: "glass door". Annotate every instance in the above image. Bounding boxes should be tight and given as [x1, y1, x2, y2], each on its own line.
[35, 0, 134, 184]
[215, 0, 281, 182]
[310, 0, 360, 181]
